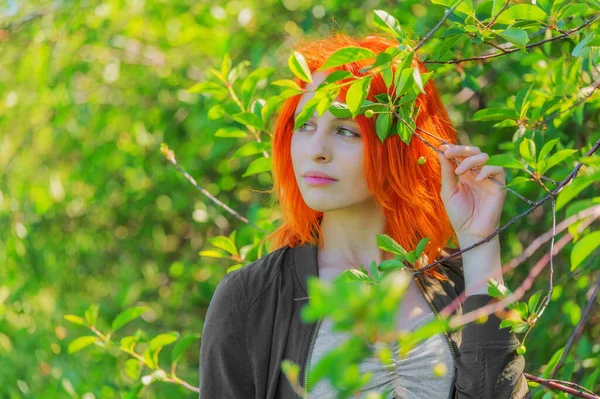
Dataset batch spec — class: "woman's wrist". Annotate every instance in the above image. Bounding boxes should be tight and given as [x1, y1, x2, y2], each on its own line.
[457, 235, 505, 296]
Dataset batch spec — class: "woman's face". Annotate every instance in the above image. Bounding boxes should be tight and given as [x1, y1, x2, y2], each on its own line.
[291, 71, 374, 213]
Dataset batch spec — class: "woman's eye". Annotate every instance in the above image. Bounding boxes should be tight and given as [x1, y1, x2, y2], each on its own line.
[338, 127, 360, 138]
[298, 123, 314, 131]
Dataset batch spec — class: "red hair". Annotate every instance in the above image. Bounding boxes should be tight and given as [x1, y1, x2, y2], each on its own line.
[261, 32, 458, 280]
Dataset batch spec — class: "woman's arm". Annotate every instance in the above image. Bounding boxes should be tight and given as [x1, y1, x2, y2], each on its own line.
[199, 272, 255, 398]
[437, 144, 529, 397]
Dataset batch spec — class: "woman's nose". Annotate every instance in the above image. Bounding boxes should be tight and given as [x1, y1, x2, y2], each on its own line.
[306, 130, 331, 162]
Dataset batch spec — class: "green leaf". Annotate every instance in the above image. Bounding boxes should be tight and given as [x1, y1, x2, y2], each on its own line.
[472, 108, 517, 121]
[572, 33, 596, 58]
[486, 154, 524, 169]
[293, 96, 320, 130]
[242, 156, 272, 177]
[430, 0, 474, 16]
[540, 149, 577, 174]
[240, 67, 276, 107]
[84, 304, 99, 327]
[64, 315, 85, 326]
[528, 291, 542, 314]
[271, 79, 302, 90]
[232, 141, 271, 159]
[288, 51, 312, 84]
[171, 334, 201, 364]
[570, 231, 600, 271]
[198, 249, 229, 259]
[396, 106, 414, 145]
[125, 358, 141, 380]
[378, 259, 406, 272]
[536, 138, 560, 165]
[149, 332, 179, 352]
[232, 112, 264, 130]
[375, 112, 392, 142]
[214, 128, 248, 138]
[346, 77, 371, 118]
[487, 278, 512, 299]
[321, 70, 354, 86]
[415, 238, 430, 258]
[556, 171, 600, 211]
[373, 10, 405, 38]
[68, 336, 98, 353]
[495, 5, 547, 23]
[394, 68, 414, 98]
[120, 335, 140, 351]
[319, 47, 376, 71]
[498, 27, 529, 51]
[209, 236, 238, 256]
[111, 307, 149, 332]
[519, 138, 537, 167]
[412, 68, 425, 94]
[369, 260, 381, 282]
[381, 66, 393, 89]
[376, 234, 408, 256]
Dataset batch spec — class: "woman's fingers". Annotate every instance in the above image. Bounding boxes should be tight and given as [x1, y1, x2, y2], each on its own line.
[455, 152, 489, 175]
[475, 165, 505, 184]
[440, 144, 481, 158]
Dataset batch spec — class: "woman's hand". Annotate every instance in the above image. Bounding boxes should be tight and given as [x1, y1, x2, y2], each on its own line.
[437, 143, 507, 247]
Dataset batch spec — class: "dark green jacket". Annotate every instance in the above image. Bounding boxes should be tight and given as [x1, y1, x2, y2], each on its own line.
[199, 242, 529, 398]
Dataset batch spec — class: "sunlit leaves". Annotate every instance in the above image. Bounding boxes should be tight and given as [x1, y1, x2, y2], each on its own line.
[498, 27, 529, 51]
[376, 234, 408, 256]
[570, 231, 600, 271]
[319, 47, 376, 71]
[375, 111, 392, 142]
[232, 112, 264, 131]
[111, 307, 149, 333]
[288, 51, 312, 83]
[486, 154, 525, 170]
[495, 5, 547, 23]
[68, 336, 99, 354]
[373, 10, 405, 39]
[242, 156, 272, 177]
[346, 77, 372, 117]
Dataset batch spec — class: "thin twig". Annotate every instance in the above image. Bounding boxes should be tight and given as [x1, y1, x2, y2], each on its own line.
[524, 373, 600, 399]
[550, 273, 600, 378]
[414, 0, 465, 51]
[160, 144, 267, 233]
[424, 15, 600, 65]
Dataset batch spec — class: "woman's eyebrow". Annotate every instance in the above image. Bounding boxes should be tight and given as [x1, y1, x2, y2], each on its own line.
[293, 110, 356, 122]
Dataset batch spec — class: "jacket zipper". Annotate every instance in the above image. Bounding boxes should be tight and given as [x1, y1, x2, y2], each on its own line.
[413, 275, 457, 388]
[303, 316, 323, 398]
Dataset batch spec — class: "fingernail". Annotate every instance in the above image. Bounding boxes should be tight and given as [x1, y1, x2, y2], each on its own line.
[440, 145, 448, 151]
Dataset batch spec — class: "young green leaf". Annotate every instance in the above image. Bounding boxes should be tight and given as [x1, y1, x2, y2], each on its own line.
[347, 78, 372, 118]
[373, 10, 405, 38]
[376, 234, 408, 256]
[111, 307, 149, 332]
[68, 336, 99, 353]
[232, 112, 264, 131]
[570, 231, 600, 271]
[171, 334, 201, 364]
[288, 51, 312, 84]
[242, 157, 272, 177]
[498, 27, 529, 51]
[319, 47, 376, 71]
[375, 111, 392, 142]
[486, 154, 524, 169]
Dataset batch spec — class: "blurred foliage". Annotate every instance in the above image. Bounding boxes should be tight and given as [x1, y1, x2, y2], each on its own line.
[1, 0, 600, 398]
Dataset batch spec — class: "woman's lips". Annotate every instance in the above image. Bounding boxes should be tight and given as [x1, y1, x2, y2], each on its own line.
[303, 176, 338, 185]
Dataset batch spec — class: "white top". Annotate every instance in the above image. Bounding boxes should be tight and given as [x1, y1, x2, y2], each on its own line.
[308, 311, 454, 398]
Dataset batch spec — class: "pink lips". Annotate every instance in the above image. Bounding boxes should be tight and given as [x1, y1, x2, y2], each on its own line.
[303, 176, 337, 185]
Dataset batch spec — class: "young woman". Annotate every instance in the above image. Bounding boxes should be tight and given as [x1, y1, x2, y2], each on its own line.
[199, 33, 529, 398]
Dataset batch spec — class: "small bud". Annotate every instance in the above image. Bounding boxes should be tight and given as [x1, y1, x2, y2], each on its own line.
[364, 109, 374, 118]
[516, 345, 526, 355]
[432, 362, 447, 377]
[417, 156, 427, 165]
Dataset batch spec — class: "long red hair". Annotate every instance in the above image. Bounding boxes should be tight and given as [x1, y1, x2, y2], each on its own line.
[261, 32, 458, 280]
